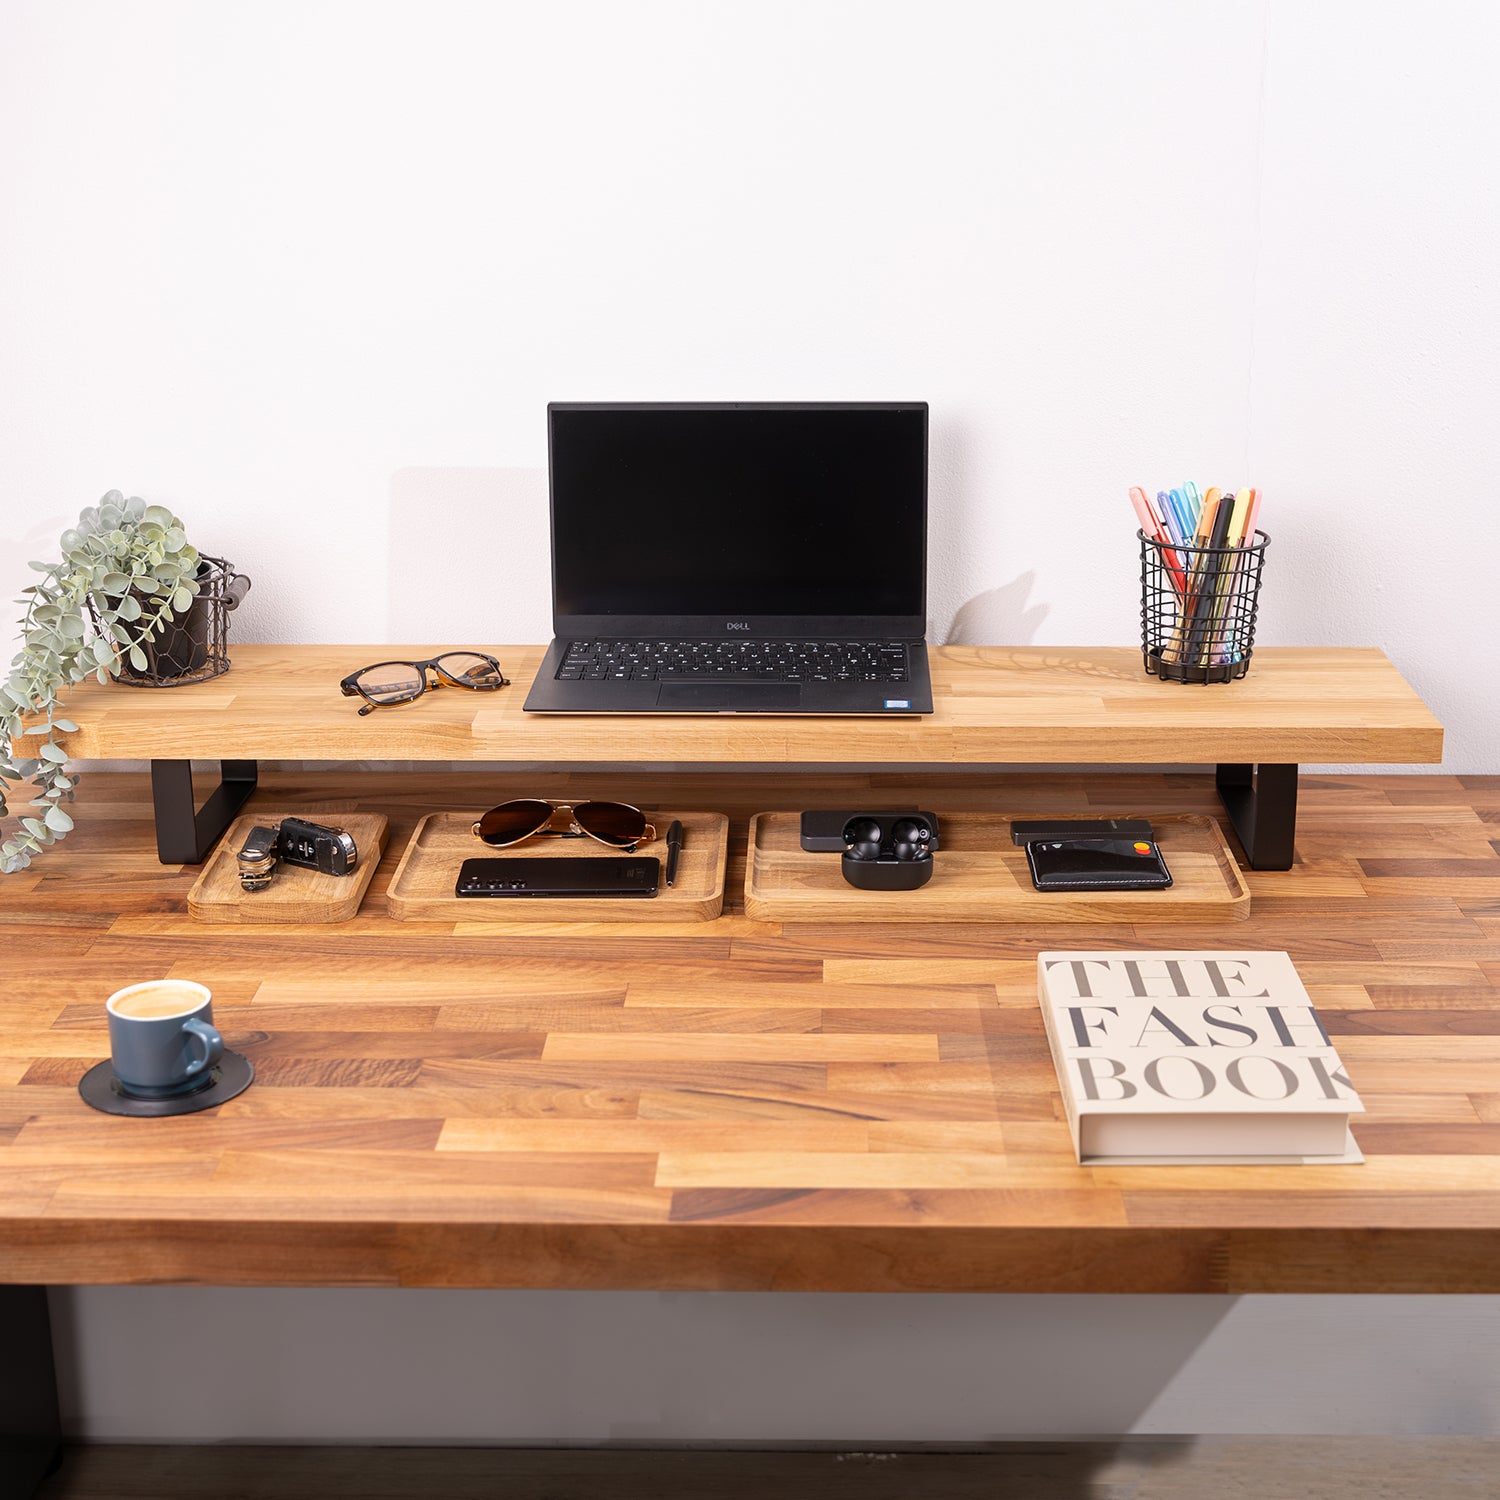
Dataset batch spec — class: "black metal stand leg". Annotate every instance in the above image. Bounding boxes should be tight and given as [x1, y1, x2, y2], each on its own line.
[151, 758, 259, 864]
[1216, 762, 1298, 870]
[0, 1286, 62, 1496]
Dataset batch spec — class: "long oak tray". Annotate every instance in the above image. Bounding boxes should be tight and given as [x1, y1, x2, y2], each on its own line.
[387, 810, 729, 922]
[745, 811, 1250, 923]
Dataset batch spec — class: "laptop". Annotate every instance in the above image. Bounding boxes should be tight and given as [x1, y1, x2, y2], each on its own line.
[523, 402, 934, 715]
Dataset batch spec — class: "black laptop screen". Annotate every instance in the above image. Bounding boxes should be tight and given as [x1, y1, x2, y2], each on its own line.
[549, 404, 927, 620]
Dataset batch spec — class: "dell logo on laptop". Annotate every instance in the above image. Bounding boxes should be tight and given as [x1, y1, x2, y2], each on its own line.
[726, 621, 752, 631]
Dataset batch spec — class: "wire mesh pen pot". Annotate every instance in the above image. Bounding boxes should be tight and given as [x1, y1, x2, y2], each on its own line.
[95, 556, 252, 687]
[1139, 529, 1267, 684]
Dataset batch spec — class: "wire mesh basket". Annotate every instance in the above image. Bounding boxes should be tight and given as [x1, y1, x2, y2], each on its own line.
[1139, 529, 1267, 684]
[103, 556, 251, 687]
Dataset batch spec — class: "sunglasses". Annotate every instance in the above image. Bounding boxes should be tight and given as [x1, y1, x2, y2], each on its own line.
[339, 652, 509, 715]
[471, 799, 657, 853]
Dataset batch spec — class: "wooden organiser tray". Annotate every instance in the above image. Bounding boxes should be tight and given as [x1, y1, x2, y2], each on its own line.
[387, 810, 729, 922]
[188, 811, 388, 923]
[745, 811, 1250, 923]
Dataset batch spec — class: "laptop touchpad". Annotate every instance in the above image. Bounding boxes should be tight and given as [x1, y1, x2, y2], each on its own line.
[656, 683, 802, 711]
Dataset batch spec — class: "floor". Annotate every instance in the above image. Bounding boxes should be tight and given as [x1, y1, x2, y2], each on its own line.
[35, 1439, 1500, 1499]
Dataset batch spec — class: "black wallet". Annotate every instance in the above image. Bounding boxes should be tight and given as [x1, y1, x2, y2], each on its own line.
[1025, 837, 1172, 892]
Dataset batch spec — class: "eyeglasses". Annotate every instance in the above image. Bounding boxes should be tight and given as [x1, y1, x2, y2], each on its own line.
[339, 652, 509, 715]
[471, 799, 657, 853]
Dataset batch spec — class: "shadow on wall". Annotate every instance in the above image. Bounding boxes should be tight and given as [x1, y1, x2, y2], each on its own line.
[944, 572, 1049, 646]
[387, 469, 551, 646]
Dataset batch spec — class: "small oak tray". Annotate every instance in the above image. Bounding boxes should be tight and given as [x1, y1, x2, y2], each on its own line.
[744, 811, 1250, 923]
[188, 812, 387, 924]
[387, 810, 729, 922]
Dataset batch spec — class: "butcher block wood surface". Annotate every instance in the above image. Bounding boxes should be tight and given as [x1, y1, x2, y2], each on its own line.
[42, 644, 1443, 765]
[2, 768, 1499, 1293]
[387, 811, 728, 922]
[187, 812, 388, 924]
[744, 811, 1249, 923]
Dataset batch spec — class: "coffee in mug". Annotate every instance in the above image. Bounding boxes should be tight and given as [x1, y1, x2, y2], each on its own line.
[110, 985, 208, 1020]
[106, 980, 225, 1097]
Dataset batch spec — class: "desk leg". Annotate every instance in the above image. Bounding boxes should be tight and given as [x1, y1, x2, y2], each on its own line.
[0, 1286, 63, 1496]
[151, 758, 259, 865]
[1216, 762, 1297, 870]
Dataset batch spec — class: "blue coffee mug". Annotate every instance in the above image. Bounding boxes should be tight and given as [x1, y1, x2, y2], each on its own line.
[106, 981, 224, 1097]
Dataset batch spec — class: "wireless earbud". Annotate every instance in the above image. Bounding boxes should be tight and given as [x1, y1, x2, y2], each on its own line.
[890, 819, 932, 861]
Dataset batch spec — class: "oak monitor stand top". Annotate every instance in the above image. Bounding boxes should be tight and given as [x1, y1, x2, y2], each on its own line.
[53, 644, 1442, 766]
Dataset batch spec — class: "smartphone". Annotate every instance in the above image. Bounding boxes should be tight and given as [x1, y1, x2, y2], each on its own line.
[455, 856, 660, 898]
[1025, 838, 1172, 892]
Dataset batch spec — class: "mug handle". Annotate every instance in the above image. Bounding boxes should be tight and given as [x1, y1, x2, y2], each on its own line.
[181, 1017, 224, 1078]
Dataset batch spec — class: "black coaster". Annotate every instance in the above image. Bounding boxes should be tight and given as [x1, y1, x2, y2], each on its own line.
[77, 1051, 254, 1117]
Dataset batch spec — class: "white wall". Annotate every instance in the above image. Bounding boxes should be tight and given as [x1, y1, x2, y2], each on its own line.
[1249, 2, 1500, 773]
[6, 0, 1500, 1446]
[47, 1290, 1500, 1444]
[3, 0, 1494, 767]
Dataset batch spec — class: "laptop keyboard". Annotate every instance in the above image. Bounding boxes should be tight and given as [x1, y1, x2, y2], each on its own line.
[556, 640, 911, 684]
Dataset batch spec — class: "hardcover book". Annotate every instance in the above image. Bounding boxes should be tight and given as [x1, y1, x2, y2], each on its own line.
[1037, 950, 1364, 1164]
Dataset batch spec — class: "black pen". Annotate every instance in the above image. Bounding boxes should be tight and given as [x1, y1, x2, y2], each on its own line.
[664, 820, 683, 887]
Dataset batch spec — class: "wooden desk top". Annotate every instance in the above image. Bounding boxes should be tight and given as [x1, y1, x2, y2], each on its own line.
[2, 769, 1497, 1294]
[49, 645, 1443, 765]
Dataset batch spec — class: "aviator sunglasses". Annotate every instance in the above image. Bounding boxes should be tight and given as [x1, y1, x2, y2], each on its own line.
[471, 799, 657, 853]
[340, 652, 509, 715]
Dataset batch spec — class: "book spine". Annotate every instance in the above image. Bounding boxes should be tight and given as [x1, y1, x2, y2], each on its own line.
[1037, 955, 1085, 1163]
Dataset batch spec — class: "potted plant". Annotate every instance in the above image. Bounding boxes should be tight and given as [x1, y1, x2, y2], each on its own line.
[0, 491, 245, 873]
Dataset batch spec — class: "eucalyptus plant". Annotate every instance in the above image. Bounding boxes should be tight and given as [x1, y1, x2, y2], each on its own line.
[0, 491, 202, 872]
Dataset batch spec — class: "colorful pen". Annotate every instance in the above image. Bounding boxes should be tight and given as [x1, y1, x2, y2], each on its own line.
[1131, 486, 1187, 596]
